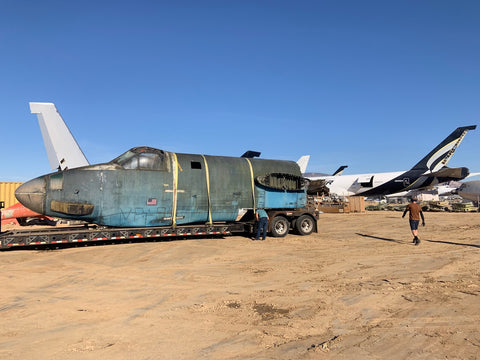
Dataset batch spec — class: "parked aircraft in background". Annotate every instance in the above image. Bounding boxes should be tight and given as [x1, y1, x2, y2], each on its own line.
[384, 178, 459, 198]
[454, 180, 480, 204]
[296, 155, 310, 174]
[306, 125, 476, 197]
[303, 166, 348, 195]
[304, 165, 348, 178]
[386, 172, 480, 200]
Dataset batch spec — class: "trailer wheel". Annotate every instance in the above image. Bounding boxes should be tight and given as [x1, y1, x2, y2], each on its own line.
[271, 216, 289, 237]
[295, 215, 315, 235]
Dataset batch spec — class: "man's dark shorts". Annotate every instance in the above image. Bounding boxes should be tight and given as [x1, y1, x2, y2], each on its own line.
[409, 220, 419, 230]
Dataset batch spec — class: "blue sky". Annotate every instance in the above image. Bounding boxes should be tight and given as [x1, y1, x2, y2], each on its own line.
[1, 1, 479, 182]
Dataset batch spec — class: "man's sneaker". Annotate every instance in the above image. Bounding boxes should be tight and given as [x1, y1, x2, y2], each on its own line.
[414, 237, 421, 245]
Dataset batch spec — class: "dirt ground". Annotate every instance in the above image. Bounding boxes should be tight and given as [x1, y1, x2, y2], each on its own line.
[1, 211, 479, 360]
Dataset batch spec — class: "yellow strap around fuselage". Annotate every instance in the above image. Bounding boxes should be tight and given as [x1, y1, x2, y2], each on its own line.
[245, 158, 256, 212]
[201, 155, 212, 225]
[172, 152, 179, 227]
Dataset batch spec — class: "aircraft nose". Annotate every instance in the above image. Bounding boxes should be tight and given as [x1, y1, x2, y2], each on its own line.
[15, 177, 46, 214]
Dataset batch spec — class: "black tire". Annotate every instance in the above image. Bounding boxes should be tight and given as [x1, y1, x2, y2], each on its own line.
[295, 215, 315, 236]
[270, 216, 289, 237]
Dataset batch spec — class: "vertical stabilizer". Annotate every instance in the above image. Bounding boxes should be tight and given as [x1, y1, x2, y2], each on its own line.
[411, 125, 476, 172]
[297, 155, 310, 174]
[30, 102, 89, 171]
[332, 165, 348, 176]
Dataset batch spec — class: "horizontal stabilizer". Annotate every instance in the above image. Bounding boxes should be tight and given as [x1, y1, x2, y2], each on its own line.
[427, 166, 470, 181]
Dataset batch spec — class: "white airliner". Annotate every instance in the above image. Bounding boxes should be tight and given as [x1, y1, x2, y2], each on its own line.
[306, 126, 476, 197]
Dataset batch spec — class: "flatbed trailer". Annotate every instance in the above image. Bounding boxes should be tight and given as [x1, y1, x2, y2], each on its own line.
[0, 208, 318, 250]
[0, 222, 247, 249]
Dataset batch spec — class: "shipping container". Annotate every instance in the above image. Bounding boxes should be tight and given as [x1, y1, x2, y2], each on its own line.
[0, 182, 23, 208]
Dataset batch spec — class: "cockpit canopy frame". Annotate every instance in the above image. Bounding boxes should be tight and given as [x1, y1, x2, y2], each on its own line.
[110, 146, 171, 171]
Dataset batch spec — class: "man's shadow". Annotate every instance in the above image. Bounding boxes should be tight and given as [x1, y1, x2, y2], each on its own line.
[425, 239, 480, 248]
[356, 233, 480, 248]
[355, 233, 404, 244]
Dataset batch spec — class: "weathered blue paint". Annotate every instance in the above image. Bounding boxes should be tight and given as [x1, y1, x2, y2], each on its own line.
[16, 147, 308, 227]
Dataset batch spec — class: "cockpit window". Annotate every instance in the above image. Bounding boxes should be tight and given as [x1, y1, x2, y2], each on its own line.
[110, 147, 170, 171]
[119, 154, 139, 170]
[138, 152, 164, 169]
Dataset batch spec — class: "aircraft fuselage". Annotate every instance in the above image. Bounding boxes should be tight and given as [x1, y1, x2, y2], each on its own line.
[16, 147, 308, 227]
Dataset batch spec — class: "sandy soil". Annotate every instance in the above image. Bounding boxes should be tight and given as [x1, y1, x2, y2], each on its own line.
[1, 211, 479, 360]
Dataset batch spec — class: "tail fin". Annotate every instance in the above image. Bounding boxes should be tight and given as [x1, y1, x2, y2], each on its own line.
[412, 125, 476, 172]
[297, 155, 310, 174]
[30, 102, 89, 171]
[332, 165, 348, 176]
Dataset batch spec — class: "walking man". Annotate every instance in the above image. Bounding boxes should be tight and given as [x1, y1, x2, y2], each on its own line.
[402, 197, 425, 245]
[255, 208, 269, 240]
